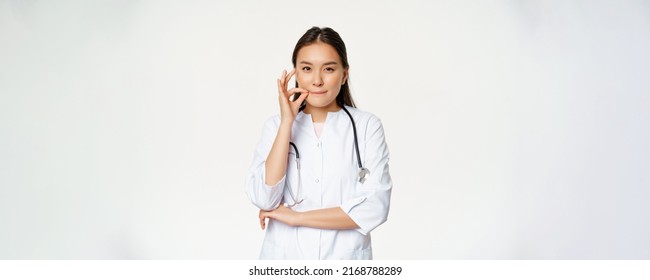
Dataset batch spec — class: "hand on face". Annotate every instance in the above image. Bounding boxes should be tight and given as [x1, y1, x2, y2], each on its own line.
[294, 42, 348, 112]
[277, 69, 309, 123]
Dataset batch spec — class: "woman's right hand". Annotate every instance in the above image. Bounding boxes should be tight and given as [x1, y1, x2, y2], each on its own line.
[277, 69, 309, 123]
[264, 70, 307, 187]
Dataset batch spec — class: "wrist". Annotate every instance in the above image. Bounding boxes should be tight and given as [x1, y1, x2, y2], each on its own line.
[293, 211, 305, 227]
[280, 119, 294, 128]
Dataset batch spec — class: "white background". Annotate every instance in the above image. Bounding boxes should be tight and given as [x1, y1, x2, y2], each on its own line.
[1, 0, 649, 259]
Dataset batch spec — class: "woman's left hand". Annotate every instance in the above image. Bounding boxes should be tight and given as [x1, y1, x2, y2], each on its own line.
[259, 204, 301, 230]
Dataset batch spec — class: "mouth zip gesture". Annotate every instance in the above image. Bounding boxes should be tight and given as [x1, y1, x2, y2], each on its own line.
[277, 69, 309, 123]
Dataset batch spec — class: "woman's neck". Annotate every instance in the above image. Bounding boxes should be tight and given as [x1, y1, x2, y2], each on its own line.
[304, 103, 342, 122]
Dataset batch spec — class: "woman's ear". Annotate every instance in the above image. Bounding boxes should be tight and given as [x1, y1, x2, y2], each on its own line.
[342, 68, 349, 85]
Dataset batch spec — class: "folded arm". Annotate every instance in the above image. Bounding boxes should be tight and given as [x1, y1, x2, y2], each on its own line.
[258, 205, 359, 230]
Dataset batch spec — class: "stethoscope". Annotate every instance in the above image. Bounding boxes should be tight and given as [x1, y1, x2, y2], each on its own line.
[284, 106, 370, 208]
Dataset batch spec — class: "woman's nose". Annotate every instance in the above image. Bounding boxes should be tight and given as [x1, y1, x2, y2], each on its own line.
[312, 73, 323, 87]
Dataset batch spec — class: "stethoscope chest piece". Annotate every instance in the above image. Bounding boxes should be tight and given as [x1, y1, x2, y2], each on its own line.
[358, 167, 370, 184]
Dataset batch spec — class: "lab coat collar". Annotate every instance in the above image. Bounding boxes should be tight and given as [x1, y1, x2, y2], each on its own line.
[296, 105, 353, 123]
[295, 106, 350, 141]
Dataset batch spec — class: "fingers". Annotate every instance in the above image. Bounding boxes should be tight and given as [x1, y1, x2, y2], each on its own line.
[278, 70, 286, 89]
[286, 87, 309, 99]
[280, 69, 295, 87]
[278, 69, 286, 84]
[278, 68, 306, 98]
[277, 79, 284, 96]
[285, 69, 296, 88]
[277, 78, 284, 96]
[278, 69, 287, 86]
[259, 209, 278, 230]
[276, 69, 307, 118]
[279, 87, 309, 106]
[294, 90, 309, 104]
[278, 69, 297, 93]
[259, 210, 267, 230]
[277, 69, 287, 96]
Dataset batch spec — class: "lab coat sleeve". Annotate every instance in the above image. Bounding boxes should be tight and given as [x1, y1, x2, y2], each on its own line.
[245, 116, 286, 211]
[340, 116, 392, 235]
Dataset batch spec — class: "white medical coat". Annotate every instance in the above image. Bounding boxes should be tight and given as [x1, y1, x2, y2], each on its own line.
[246, 106, 392, 259]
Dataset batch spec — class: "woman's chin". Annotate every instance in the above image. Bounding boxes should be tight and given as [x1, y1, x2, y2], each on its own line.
[305, 98, 338, 110]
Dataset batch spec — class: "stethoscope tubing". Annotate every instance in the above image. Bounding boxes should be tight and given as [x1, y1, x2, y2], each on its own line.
[341, 106, 363, 169]
[285, 106, 368, 207]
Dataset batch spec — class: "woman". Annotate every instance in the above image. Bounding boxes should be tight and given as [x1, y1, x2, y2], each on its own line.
[245, 26, 392, 259]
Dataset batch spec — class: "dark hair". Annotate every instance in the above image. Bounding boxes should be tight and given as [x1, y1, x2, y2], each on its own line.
[292, 26, 356, 110]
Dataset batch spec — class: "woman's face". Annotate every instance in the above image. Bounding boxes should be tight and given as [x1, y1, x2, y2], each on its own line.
[295, 42, 348, 111]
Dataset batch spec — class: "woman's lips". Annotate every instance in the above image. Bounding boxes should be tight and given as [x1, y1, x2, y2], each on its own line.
[309, 91, 327, 95]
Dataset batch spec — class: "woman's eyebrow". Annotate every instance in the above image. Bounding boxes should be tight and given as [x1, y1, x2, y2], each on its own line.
[299, 61, 339, 66]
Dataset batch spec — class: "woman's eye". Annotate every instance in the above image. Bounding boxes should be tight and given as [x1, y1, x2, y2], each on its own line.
[302, 66, 311, 71]
[325, 67, 335, 72]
